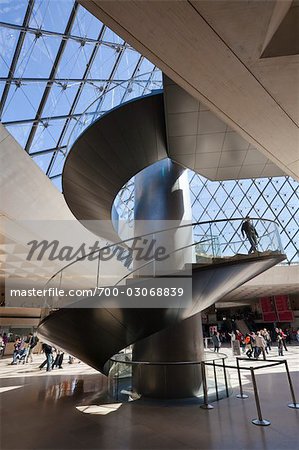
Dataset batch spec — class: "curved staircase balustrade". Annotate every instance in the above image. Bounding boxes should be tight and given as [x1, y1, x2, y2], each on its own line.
[38, 218, 285, 374]
[41, 217, 284, 306]
[38, 88, 286, 385]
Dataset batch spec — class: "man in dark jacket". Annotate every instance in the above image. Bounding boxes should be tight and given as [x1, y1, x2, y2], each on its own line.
[241, 216, 259, 253]
[39, 343, 53, 371]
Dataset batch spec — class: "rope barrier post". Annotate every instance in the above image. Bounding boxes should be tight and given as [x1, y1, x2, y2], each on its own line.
[200, 362, 214, 410]
[250, 367, 271, 426]
[236, 358, 248, 399]
[213, 360, 219, 401]
[284, 360, 299, 409]
[222, 358, 229, 397]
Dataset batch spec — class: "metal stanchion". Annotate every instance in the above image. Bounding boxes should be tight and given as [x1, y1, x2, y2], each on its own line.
[222, 358, 229, 397]
[250, 368, 271, 426]
[213, 360, 219, 401]
[200, 362, 214, 409]
[284, 360, 299, 409]
[236, 358, 248, 399]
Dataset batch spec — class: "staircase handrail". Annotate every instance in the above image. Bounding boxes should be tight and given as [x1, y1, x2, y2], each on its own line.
[43, 217, 284, 293]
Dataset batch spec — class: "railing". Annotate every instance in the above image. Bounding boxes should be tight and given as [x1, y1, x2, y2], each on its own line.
[107, 351, 231, 403]
[41, 217, 284, 310]
[106, 353, 299, 425]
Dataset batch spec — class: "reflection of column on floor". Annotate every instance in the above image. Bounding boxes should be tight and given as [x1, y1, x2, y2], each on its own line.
[132, 159, 204, 398]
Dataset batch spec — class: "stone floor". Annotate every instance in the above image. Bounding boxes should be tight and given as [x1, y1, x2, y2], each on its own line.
[0, 344, 298, 450]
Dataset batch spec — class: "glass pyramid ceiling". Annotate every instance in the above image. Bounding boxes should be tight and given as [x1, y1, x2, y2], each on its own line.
[0, 0, 162, 190]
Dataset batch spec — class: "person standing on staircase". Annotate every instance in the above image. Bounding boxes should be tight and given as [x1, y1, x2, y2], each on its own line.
[241, 216, 259, 254]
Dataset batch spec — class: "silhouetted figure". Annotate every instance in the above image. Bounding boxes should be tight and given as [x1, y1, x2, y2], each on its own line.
[39, 343, 53, 371]
[211, 332, 220, 353]
[241, 216, 259, 253]
[277, 335, 284, 356]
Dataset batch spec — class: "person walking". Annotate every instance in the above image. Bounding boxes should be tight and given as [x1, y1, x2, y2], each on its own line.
[11, 337, 24, 365]
[211, 331, 221, 353]
[0, 335, 4, 358]
[2, 333, 8, 356]
[277, 334, 284, 356]
[262, 328, 271, 353]
[39, 343, 53, 371]
[279, 329, 288, 352]
[255, 331, 266, 360]
[241, 216, 259, 253]
[236, 330, 245, 353]
[52, 349, 64, 369]
[244, 334, 253, 358]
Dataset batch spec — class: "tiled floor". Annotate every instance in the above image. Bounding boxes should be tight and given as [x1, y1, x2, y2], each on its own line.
[0, 345, 298, 450]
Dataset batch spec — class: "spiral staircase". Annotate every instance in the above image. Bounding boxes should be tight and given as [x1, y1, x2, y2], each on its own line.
[37, 87, 286, 398]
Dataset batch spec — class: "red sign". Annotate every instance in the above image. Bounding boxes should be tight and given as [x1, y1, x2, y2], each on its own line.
[262, 312, 277, 322]
[260, 295, 293, 323]
[260, 297, 277, 321]
[277, 311, 294, 322]
[274, 295, 290, 312]
[260, 297, 274, 313]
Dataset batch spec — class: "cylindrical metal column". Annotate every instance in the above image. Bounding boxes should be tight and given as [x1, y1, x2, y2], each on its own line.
[132, 158, 204, 398]
[132, 313, 204, 398]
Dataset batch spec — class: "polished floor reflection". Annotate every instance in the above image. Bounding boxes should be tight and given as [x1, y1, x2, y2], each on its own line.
[0, 346, 298, 450]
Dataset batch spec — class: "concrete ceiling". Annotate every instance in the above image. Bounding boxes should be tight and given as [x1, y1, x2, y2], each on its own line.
[79, 0, 299, 181]
[220, 264, 299, 302]
[164, 76, 285, 180]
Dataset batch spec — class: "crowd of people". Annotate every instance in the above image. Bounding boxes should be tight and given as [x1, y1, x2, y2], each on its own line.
[0, 333, 80, 372]
[209, 327, 297, 359]
[9, 333, 39, 364]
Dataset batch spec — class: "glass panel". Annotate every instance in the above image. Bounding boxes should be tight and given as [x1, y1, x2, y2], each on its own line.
[87, 45, 118, 80]
[114, 50, 141, 79]
[103, 27, 123, 45]
[14, 33, 61, 78]
[29, 0, 75, 33]
[2, 83, 44, 121]
[60, 117, 78, 147]
[0, 0, 28, 25]
[5, 123, 32, 148]
[71, 4, 103, 39]
[32, 152, 55, 173]
[56, 39, 94, 79]
[137, 58, 155, 76]
[0, 27, 20, 77]
[48, 150, 66, 177]
[51, 175, 62, 192]
[72, 82, 102, 114]
[189, 172, 299, 263]
[30, 119, 65, 153]
[42, 83, 79, 117]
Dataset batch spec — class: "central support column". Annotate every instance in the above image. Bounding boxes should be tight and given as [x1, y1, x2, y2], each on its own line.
[132, 158, 204, 398]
